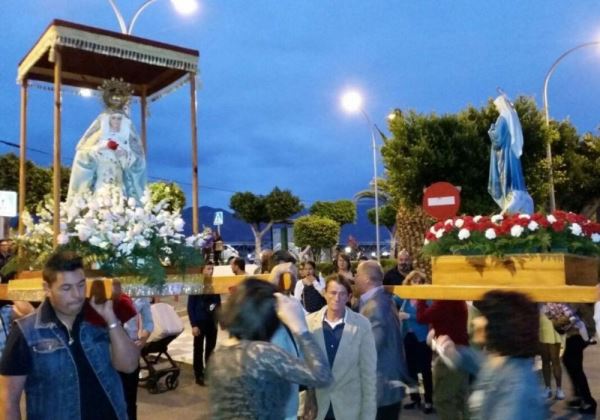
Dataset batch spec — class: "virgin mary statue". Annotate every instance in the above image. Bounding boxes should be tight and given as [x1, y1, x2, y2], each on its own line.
[487, 94, 534, 215]
[67, 79, 147, 203]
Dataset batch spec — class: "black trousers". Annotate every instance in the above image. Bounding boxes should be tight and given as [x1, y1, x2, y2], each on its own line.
[404, 332, 433, 404]
[376, 401, 402, 420]
[193, 320, 218, 380]
[119, 366, 140, 420]
[563, 334, 596, 406]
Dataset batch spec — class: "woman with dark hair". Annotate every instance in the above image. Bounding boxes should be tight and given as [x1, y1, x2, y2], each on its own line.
[294, 261, 326, 313]
[435, 290, 544, 420]
[207, 278, 332, 420]
[335, 253, 354, 283]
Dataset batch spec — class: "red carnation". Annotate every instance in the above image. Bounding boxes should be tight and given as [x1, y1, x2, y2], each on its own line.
[107, 139, 119, 150]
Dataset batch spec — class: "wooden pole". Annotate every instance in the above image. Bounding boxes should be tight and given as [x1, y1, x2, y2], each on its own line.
[140, 86, 147, 154]
[52, 48, 62, 247]
[18, 81, 28, 237]
[190, 74, 199, 234]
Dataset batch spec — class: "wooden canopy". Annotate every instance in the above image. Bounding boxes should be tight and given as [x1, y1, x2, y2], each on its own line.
[16, 20, 202, 245]
[18, 19, 199, 98]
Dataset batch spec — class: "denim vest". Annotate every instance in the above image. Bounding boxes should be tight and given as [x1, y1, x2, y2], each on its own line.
[15, 300, 127, 420]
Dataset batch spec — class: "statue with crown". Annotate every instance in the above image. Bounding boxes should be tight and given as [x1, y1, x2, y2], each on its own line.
[68, 79, 147, 204]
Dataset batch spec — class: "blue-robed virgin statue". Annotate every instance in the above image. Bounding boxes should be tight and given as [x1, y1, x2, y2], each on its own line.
[67, 79, 147, 204]
[487, 94, 534, 215]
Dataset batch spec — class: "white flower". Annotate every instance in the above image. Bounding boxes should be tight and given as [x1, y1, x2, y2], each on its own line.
[485, 228, 497, 240]
[569, 223, 583, 236]
[127, 197, 137, 208]
[491, 214, 504, 223]
[89, 236, 102, 247]
[458, 228, 471, 240]
[473, 215, 482, 223]
[592, 233, 600, 243]
[454, 219, 465, 228]
[173, 217, 185, 232]
[510, 225, 524, 237]
[527, 221, 539, 231]
[424, 239, 430, 245]
[429, 226, 437, 234]
[518, 214, 530, 220]
[138, 239, 150, 248]
[547, 215, 557, 224]
[57, 233, 69, 245]
[435, 230, 444, 239]
[444, 219, 454, 226]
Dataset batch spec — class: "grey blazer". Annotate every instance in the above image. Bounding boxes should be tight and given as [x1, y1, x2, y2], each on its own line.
[306, 307, 377, 420]
[360, 287, 413, 407]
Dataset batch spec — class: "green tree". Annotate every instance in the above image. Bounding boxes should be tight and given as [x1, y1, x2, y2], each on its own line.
[0, 153, 70, 213]
[309, 200, 356, 246]
[149, 181, 186, 212]
[293, 215, 340, 261]
[230, 187, 303, 255]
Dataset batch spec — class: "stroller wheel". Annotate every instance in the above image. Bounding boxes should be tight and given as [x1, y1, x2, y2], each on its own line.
[147, 379, 160, 394]
[165, 373, 179, 390]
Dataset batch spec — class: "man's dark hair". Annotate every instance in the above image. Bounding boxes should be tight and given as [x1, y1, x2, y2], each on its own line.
[478, 290, 539, 358]
[218, 278, 280, 341]
[42, 251, 84, 286]
[232, 257, 246, 271]
[325, 274, 352, 295]
[273, 250, 296, 265]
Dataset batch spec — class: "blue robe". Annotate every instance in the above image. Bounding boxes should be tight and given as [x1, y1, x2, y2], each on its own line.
[487, 114, 533, 214]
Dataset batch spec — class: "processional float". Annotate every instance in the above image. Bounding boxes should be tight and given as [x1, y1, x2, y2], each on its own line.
[2, 20, 271, 301]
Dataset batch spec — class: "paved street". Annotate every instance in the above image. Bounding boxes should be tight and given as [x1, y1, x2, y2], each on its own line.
[138, 295, 600, 420]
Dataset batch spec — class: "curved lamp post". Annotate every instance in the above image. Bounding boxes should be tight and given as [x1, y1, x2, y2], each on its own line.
[542, 41, 600, 212]
[107, 0, 198, 35]
[341, 90, 381, 262]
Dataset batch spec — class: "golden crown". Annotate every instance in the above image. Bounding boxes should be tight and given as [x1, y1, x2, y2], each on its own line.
[99, 78, 133, 111]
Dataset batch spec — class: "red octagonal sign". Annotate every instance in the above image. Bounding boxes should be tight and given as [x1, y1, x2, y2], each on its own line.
[422, 182, 461, 220]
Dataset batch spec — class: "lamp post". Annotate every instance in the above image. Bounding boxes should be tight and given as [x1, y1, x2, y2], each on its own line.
[542, 41, 600, 212]
[341, 90, 381, 262]
[107, 0, 198, 35]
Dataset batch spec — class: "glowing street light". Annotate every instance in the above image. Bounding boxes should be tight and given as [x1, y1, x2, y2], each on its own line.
[107, 0, 199, 35]
[340, 89, 381, 262]
[542, 41, 600, 212]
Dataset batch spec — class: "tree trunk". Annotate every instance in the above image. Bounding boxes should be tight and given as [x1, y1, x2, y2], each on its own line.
[395, 206, 434, 279]
[250, 222, 273, 258]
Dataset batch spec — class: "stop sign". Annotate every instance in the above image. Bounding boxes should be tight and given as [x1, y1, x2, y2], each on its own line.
[422, 182, 461, 220]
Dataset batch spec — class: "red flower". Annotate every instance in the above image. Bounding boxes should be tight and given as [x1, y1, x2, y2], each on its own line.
[551, 220, 565, 232]
[107, 139, 119, 150]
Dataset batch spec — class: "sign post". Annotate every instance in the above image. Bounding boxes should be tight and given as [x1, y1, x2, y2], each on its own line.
[422, 182, 461, 220]
[213, 211, 224, 234]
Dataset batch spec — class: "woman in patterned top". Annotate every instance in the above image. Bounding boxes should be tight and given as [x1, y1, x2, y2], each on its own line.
[207, 278, 333, 420]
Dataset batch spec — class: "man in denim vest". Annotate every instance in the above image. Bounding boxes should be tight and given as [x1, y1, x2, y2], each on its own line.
[0, 251, 139, 420]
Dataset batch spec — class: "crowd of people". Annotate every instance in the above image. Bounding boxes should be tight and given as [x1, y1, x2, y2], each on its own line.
[0, 247, 600, 420]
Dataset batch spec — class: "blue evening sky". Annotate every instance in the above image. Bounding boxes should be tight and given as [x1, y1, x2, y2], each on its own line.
[1, 1, 599, 211]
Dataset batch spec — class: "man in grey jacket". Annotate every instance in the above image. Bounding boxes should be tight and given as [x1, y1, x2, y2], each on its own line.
[356, 260, 413, 420]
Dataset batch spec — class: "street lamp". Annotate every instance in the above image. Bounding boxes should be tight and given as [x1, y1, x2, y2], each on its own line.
[542, 41, 600, 212]
[341, 89, 381, 262]
[107, 0, 199, 35]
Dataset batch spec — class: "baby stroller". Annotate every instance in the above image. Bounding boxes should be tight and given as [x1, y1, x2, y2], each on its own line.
[139, 302, 184, 394]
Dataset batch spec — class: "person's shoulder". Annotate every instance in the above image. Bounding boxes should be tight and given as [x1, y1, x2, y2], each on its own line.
[306, 307, 325, 327]
[347, 309, 371, 328]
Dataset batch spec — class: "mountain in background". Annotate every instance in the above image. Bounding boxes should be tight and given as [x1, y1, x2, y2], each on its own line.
[182, 200, 390, 247]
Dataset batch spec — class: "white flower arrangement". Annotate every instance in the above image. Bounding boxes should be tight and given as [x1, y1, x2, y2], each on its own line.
[13, 186, 210, 286]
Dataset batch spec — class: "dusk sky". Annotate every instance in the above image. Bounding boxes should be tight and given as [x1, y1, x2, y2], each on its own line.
[2, 1, 600, 214]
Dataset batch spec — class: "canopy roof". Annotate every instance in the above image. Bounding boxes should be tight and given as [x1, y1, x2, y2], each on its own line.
[18, 19, 199, 99]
